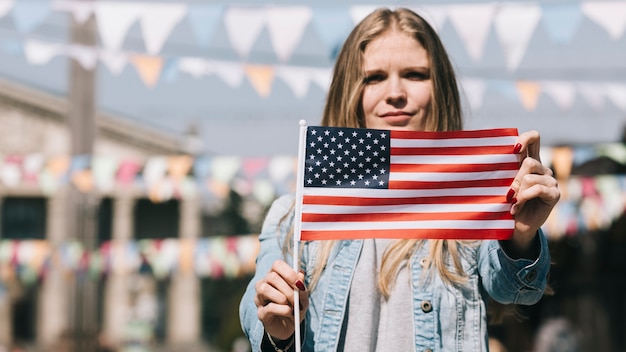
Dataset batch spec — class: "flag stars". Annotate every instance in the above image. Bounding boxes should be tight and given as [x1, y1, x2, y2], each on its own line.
[366, 132, 372, 138]
[380, 169, 386, 174]
[331, 137, 336, 142]
[379, 180, 385, 186]
[324, 130, 330, 135]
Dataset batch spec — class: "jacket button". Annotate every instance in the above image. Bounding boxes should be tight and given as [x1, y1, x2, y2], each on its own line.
[421, 300, 432, 313]
[526, 270, 537, 282]
[420, 257, 429, 267]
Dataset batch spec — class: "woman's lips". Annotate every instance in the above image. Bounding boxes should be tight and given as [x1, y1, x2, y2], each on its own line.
[380, 111, 413, 124]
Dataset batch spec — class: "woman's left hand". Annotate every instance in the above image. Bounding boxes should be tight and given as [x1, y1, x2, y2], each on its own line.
[507, 130, 560, 251]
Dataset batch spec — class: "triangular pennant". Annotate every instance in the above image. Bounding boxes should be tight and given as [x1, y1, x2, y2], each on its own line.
[276, 65, 311, 98]
[460, 77, 487, 111]
[0, 0, 14, 19]
[266, 6, 313, 62]
[242, 157, 268, 179]
[576, 82, 606, 110]
[53, 0, 94, 24]
[167, 155, 193, 181]
[161, 58, 179, 82]
[411, 5, 447, 32]
[130, 54, 164, 88]
[494, 3, 542, 70]
[516, 80, 542, 111]
[92, 156, 118, 193]
[310, 67, 332, 92]
[139, 3, 187, 55]
[447, 3, 496, 61]
[178, 57, 214, 78]
[188, 4, 223, 47]
[540, 4, 583, 44]
[581, 1, 626, 39]
[94, 2, 142, 52]
[12, 0, 50, 32]
[311, 6, 353, 59]
[71, 169, 94, 192]
[268, 156, 295, 182]
[69, 44, 98, 70]
[605, 83, 626, 111]
[245, 64, 275, 98]
[542, 81, 576, 110]
[489, 79, 518, 101]
[212, 60, 244, 88]
[211, 157, 241, 183]
[116, 159, 141, 185]
[99, 50, 128, 75]
[23, 39, 61, 65]
[224, 6, 266, 58]
[349, 5, 377, 25]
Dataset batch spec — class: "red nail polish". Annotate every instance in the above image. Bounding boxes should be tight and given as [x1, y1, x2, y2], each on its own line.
[511, 197, 517, 205]
[513, 143, 522, 154]
[295, 280, 306, 291]
[506, 189, 515, 203]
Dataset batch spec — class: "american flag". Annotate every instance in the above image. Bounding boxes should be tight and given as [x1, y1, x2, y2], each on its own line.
[297, 126, 520, 241]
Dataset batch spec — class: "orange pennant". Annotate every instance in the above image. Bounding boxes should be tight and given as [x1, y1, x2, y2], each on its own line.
[245, 64, 275, 98]
[71, 169, 93, 192]
[168, 155, 194, 181]
[130, 54, 164, 88]
[516, 81, 541, 111]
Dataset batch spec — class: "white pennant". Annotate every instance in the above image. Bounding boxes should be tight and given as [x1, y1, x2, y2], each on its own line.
[224, 6, 266, 58]
[53, 1, 94, 23]
[581, 1, 626, 39]
[0, 0, 13, 19]
[576, 82, 606, 110]
[99, 50, 128, 75]
[310, 67, 332, 92]
[178, 57, 214, 78]
[266, 6, 313, 62]
[276, 65, 311, 98]
[542, 81, 576, 110]
[605, 83, 626, 111]
[447, 3, 497, 62]
[414, 5, 447, 32]
[494, 2, 542, 71]
[212, 60, 244, 88]
[349, 5, 378, 25]
[69, 44, 98, 70]
[23, 39, 61, 65]
[95, 2, 143, 52]
[460, 77, 487, 111]
[139, 3, 187, 55]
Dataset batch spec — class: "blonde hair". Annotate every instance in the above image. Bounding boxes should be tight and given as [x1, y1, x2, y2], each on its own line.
[288, 8, 468, 297]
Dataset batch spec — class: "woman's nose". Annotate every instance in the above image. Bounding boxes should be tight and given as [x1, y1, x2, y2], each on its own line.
[385, 77, 406, 105]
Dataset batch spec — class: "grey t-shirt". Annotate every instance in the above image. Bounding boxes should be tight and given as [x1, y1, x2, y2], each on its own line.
[339, 239, 415, 351]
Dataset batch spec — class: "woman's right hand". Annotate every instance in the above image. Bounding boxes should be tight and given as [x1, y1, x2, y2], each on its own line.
[254, 260, 309, 340]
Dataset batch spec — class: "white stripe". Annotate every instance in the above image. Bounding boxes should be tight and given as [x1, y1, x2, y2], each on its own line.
[390, 136, 518, 147]
[390, 154, 518, 165]
[303, 186, 510, 198]
[302, 203, 511, 214]
[390, 170, 517, 181]
[301, 220, 514, 231]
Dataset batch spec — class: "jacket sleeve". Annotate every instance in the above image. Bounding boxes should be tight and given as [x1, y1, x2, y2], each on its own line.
[478, 229, 551, 305]
[239, 194, 295, 352]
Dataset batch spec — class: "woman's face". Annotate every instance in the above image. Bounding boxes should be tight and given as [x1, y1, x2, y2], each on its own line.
[361, 29, 432, 131]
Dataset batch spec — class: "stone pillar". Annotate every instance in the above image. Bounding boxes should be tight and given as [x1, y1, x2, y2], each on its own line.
[167, 197, 201, 345]
[0, 196, 9, 346]
[102, 196, 135, 346]
[38, 191, 69, 345]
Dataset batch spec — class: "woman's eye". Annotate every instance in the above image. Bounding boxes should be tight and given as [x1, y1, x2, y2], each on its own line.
[364, 74, 384, 84]
[406, 71, 429, 80]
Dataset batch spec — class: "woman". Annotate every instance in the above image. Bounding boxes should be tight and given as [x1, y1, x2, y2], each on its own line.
[240, 7, 559, 352]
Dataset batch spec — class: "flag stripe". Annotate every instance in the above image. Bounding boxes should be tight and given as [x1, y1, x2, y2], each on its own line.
[300, 228, 513, 240]
[390, 170, 517, 181]
[388, 178, 513, 190]
[302, 186, 511, 197]
[301, 203, 511, 214]
[391, 145, 515, 155]
[302, 211, 512, 222]
[390, 154, 518, 165]
[390, 162, 520, 173]
[391, 128, 519, 139]
[301, 220, 514, 231]
[303, 194, 507, 206]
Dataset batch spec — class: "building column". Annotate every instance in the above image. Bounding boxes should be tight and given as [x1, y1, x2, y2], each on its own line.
[102, 196, 135, 346]
[37, 191, 69, 345]
[167, 196, 201, 345]
[0, 196, 11, 347]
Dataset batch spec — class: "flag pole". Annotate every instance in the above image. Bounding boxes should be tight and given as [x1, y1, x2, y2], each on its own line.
[292, 119, 307, 352]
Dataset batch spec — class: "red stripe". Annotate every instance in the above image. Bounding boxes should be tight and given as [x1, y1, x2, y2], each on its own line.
[390, 128, 519, 140]
[302, 211, 512, 222]
[391, 145, 514, 155]
[303, 195, 507, 206]
[388, 178, 513, 189]
[390, 162, 519, 173]
[300, 228, 513, 240]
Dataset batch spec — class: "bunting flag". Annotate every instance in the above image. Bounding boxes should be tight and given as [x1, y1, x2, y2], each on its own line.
[297, 126, 519, 241]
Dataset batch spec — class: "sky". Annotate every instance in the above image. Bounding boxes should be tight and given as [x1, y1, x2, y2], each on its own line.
[1, 0, 625, 156]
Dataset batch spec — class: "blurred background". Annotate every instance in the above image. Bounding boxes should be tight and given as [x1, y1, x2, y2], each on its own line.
[0, 0, 624, 351]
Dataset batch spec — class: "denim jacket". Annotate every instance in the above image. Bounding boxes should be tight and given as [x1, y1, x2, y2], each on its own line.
[240, 194, 550, 351]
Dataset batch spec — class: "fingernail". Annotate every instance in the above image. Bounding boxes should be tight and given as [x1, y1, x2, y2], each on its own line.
[299, 269, 305, 275]
[295, 280, 306, 291]
[506, 189, 515, 203]
[513, 143, 522, 154]
[510, 197, 517, 205]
